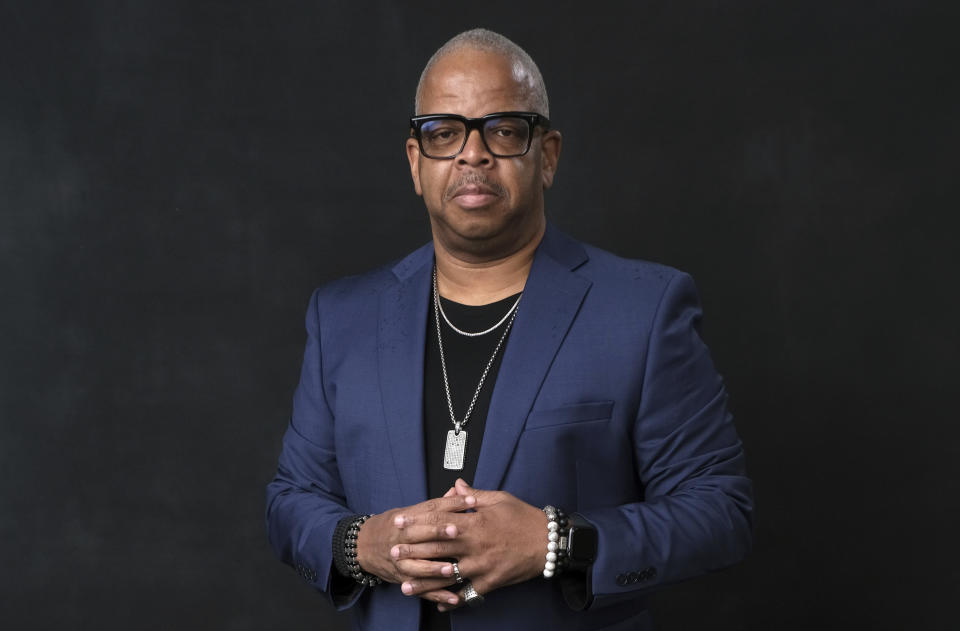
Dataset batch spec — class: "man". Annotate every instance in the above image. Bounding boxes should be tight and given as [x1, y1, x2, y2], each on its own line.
[266, 28, 752, 631]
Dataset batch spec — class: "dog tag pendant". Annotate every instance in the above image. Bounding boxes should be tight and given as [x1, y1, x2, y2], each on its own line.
[443, 429, 467, 470]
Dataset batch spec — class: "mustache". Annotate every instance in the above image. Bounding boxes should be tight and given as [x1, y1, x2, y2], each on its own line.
[443, 172, 507, 201]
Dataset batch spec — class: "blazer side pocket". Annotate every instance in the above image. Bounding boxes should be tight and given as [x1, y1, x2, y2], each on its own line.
[524, 400, 614, 431]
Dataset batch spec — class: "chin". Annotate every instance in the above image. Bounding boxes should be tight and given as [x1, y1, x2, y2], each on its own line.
[448, 225, 504, 248]
[443, 211, 510, 240]
[438, 214, 541, 258]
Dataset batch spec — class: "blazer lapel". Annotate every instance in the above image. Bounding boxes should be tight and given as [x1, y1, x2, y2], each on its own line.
[378, 243, 434, 507]
[473, 226, 592, 490]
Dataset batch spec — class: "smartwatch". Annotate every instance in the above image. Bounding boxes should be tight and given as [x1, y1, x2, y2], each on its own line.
[565, 512, 598, 571]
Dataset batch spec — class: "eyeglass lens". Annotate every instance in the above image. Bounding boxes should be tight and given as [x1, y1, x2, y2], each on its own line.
[419, 116, 531, 158]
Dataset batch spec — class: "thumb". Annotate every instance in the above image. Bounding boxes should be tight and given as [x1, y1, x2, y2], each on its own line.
[454, 478, 493, 500]
[454, 478, 507, 508]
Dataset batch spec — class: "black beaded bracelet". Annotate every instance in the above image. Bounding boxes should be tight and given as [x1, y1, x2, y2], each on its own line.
[542, 505, 570, 578]
[344, 514, 382, 587]
[332, 515, 359, 578]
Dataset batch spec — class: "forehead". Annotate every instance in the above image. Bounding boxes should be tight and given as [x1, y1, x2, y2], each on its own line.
[419, 49, 535, 116]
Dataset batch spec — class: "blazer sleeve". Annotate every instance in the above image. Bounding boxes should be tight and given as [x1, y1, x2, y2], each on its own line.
[265, 288, 364, 609]
[576, 272, 754, 610]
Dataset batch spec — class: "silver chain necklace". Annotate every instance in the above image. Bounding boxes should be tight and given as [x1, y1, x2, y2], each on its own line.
[433, 266, 520, 470]
[437, 289, 522, 337]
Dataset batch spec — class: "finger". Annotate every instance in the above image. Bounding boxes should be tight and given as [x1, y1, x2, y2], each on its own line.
[393, 506, 477, 530]
[395, 558, 456, 578]
[395, 508, 471, 529]
[400, 577, 458, 597]
[407, 494, 476, 517]
[391, 541, 463, 560]
[436, 580, 484, 612]
[393, 521, 459, 543]
[456, 579, 489, 608]
[422, 589, 461, 608]
[454, 478, 503, 507]
[442, 486, 457, 498]
[393, 495, 476, 529]
[454, 478, 488, 498]
[404, 557, 477, 585]
[453, 478, 483, 499]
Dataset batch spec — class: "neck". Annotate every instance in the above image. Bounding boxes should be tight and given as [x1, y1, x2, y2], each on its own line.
[433, 223, 545, 306]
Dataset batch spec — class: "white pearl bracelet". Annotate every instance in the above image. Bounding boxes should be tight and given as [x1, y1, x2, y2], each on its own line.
[541, 505, 568, 578]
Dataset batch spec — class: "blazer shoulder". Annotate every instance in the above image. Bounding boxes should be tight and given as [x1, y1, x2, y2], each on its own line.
[312, 265, 391, 307]
[306, 240, 433, 322]
[579, 241, 688, 295]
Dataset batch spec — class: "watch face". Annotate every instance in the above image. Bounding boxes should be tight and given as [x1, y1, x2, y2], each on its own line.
[568, 525, 598, 563]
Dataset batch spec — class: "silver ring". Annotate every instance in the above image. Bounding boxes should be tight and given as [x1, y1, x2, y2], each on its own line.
[461, 583, 484, 607]
[451, 562, 464, 584]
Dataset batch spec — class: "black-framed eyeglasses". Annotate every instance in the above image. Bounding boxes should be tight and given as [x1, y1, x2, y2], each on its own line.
[410, 111, 550, 159]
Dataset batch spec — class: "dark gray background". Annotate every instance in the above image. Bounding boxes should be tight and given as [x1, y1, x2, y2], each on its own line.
[2, 1, 957, 629]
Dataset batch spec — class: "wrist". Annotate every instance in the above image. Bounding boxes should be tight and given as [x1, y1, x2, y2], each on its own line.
[540, 505, 569, 578]
[345, 514, 382, 587]
[354, 514, 374, 573]
[527, 508, 551, 580]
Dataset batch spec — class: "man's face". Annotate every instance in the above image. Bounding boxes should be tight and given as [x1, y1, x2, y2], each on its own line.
[406, 48, 561, 260]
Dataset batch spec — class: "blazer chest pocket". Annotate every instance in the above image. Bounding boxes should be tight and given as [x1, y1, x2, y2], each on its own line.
[524, 400, 614, 431]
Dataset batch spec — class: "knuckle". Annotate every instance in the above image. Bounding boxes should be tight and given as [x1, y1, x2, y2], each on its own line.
[476, 555, 492, 573]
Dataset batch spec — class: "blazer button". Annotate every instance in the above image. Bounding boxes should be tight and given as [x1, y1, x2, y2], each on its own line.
[616, 573, 628, 586]
[628, 571, 640, 584]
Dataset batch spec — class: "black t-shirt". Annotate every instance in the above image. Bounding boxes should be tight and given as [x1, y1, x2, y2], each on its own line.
[421, 291, 520, 630]
[422, 292, 520, 497]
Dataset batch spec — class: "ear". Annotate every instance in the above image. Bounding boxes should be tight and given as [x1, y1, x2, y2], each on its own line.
[539, 130, 562, 190]
[405, 135, 423, 196]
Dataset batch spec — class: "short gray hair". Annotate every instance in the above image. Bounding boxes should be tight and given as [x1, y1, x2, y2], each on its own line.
[414, 28, 549, 117]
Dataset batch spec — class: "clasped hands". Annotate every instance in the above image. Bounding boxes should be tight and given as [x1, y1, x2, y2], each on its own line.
[355, 478, 547, 611]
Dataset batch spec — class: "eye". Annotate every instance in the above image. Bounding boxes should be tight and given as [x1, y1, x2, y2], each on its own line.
[421, 121, 464, 144]
[486, 118, 527, 138]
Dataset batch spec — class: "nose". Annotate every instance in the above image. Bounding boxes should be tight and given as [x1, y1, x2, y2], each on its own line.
[456, 128, 493, 167]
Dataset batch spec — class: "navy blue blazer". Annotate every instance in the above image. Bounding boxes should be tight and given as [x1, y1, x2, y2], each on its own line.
[266, 225, 753, 631]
